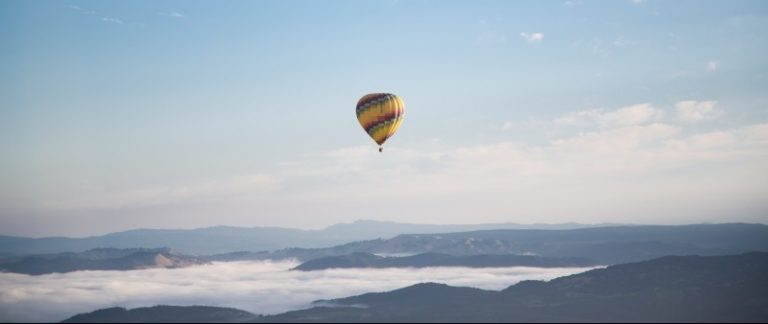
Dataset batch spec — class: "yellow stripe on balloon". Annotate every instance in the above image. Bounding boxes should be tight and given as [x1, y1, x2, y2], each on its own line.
[357, 102, 385, 127]
[386, 116, 404, 140]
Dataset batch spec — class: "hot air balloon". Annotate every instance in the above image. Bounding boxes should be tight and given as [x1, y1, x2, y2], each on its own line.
[356, 93, 405, 152]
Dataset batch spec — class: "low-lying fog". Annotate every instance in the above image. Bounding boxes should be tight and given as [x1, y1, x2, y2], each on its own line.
[0, 260, 597, 322]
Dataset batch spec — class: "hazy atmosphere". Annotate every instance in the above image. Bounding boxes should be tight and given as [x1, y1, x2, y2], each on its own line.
[2, 1, 768, 323]
[2, 0, 767, 236]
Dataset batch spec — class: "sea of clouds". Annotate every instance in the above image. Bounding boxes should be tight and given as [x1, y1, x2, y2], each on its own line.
[0, 260, 597, 322]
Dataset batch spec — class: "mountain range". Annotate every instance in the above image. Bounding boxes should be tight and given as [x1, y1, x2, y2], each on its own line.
[251, 223, 768, 264]
[3, 223, 767, 275]
[0, 248, 205, 275]
[0, 220, 620, 255]
[292, 252, 597, 271]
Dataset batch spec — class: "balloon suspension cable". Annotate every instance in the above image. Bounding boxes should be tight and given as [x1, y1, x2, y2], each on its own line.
[379, 146, 383, 153]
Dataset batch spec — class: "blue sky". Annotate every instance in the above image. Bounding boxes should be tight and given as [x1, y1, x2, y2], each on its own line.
[1, 0, 767, 236]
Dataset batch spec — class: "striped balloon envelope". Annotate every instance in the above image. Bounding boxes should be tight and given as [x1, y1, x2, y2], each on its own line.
[355, 93, 405, 152]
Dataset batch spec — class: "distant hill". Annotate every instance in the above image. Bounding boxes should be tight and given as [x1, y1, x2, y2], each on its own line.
[61, 306, 257, 323]
[0, 248, 205, 275]
[265, 252, 768, 322]
[0, 220, 617, 255]
[6, 224, 767, 274]
[292, 252, 597, 271]
[263, 223, 768, 264]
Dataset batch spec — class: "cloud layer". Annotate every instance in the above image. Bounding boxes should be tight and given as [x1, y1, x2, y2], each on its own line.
[4, 100, 767, 235]
[0, 261, 595, 322]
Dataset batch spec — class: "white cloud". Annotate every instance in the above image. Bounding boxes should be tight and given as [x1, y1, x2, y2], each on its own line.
[552, 123, 680, 152]
[600, 104, 666, 126]
[0, 261, 595, 322]
[159, 11, 186, 18]
[707, 60, 719, 72]
[676, 131, 735, 149]
[555, 103, 665, 127]
[101, 17, 124, 24]
[520, 32, 544, 43]
[676, 101, 722, 123]
[68, 4, 96, 15]
[631, 0, 645, 4]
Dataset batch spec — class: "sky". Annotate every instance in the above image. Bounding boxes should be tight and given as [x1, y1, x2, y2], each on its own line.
[0, 260, 595, 322]
[1, 0, 767, 236]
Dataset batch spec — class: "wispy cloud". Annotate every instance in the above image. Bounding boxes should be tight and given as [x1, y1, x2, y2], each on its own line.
[68, 4, 135, 26]
[101, 17, 124, 25]
[554, 103, 665, 127]
[68, 4, 96, 15]
[0, 261, 594, 322]
[551, 123, 681, 153]
[707, 60, 719, 72]
[676, 100, 722, 123]
[159, 11, 186, 18]
[520, 32, 544, 43]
